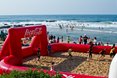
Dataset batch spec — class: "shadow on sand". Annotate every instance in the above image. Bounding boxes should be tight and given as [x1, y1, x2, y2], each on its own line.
[52, 52, 87, 72]
[22, 52, 87, 72]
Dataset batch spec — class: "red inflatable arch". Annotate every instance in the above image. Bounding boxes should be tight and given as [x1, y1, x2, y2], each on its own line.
[0, 25, 48, 65]
[0, 25, 107, 78]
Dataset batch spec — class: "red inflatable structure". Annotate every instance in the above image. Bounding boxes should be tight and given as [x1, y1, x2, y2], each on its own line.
[51, 43, 117, 55]
[0, 25, 111, 78]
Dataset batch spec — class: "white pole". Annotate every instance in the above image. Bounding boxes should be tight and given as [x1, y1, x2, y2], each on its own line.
[109, 54, 117, 78]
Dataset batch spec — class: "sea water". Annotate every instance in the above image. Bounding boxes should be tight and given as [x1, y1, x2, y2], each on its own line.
[0, 15, 117, 44]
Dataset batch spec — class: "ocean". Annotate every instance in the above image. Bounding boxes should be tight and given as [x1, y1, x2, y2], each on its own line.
[0, 15, 117, 44]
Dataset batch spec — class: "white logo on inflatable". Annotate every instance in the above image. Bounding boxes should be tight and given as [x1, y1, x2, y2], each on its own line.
[63, 74, 75, 78]
[24, 28, 42, 37]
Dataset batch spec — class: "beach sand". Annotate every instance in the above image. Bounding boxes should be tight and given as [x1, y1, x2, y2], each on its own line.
[0, 39, 111, 77]
[23, 52, 112, 77]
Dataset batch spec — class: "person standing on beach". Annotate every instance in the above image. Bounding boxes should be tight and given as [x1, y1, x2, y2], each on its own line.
[93, 37, 97, 46]
[106, 42, 109, 46]
[78, 36, 83, 44]
[61, 36, 63, 42]
[110, 44, 116, 58]
[83, 34, 88, 44]
[67, 36, 71, 43]
[57, 37, 60, 43]
[88, 42, 94, 60]
[50, 62, 55, 71]
[0, 30, 6, 41]
[68, 48, 73, 60]
[48, 43, 51, 55]
[37, 48, 40, 61]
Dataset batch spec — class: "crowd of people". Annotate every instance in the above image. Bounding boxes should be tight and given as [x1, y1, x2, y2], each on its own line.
[78, 34, 104, 46]
[48, 34, 107, 46]
[48, 35, 61, 43]
[48, 34, 116, 61]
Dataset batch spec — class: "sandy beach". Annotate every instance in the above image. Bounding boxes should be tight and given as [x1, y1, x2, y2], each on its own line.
[23, 52, 112, 77]
[0, 34, 112, 77]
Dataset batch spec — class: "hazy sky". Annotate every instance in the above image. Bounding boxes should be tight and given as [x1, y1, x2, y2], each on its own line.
[0, 0, 116, 15]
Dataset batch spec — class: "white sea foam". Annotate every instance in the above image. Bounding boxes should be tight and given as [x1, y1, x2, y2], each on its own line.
[0, 21, 117, 44]
[0, 21, 117, 28]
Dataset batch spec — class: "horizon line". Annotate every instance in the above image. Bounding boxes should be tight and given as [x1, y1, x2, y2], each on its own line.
[0, 14, 117, 16]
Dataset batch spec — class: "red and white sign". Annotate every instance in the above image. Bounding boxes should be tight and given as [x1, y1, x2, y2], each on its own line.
[24, 28, 42, 37]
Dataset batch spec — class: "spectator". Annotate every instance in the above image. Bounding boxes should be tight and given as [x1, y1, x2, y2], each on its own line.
[87, 37, 92, 44]
[78, 36, 83, 44]
[83, 34, 88, 44]
[0, 30, 6, 41]
[53, 36, 56, 43]
[106, 42, 109, 46]
[93, 37, 97, 45]
[61, 36, 63, 42]
[57, 37, 60, 43]
[67, 36, 71, 43]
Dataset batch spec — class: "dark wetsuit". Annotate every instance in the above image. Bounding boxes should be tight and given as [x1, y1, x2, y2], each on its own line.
[100, 50, 105, 57]
[37, 48, 40, 60]
[48, 44, 51, 55]
[89, 44, 94, 58]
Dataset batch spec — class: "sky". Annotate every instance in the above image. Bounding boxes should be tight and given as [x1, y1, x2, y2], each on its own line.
[0, 0, 116, 15]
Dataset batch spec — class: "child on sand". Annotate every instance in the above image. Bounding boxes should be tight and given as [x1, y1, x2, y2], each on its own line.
[110, 44, 116, 58]
[99, 48, 106, 60]
[68, 48, 73, 60]
[88, 42, 94, 60]
[37, 48, 40, 61]
[50, 62, 55, 71]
